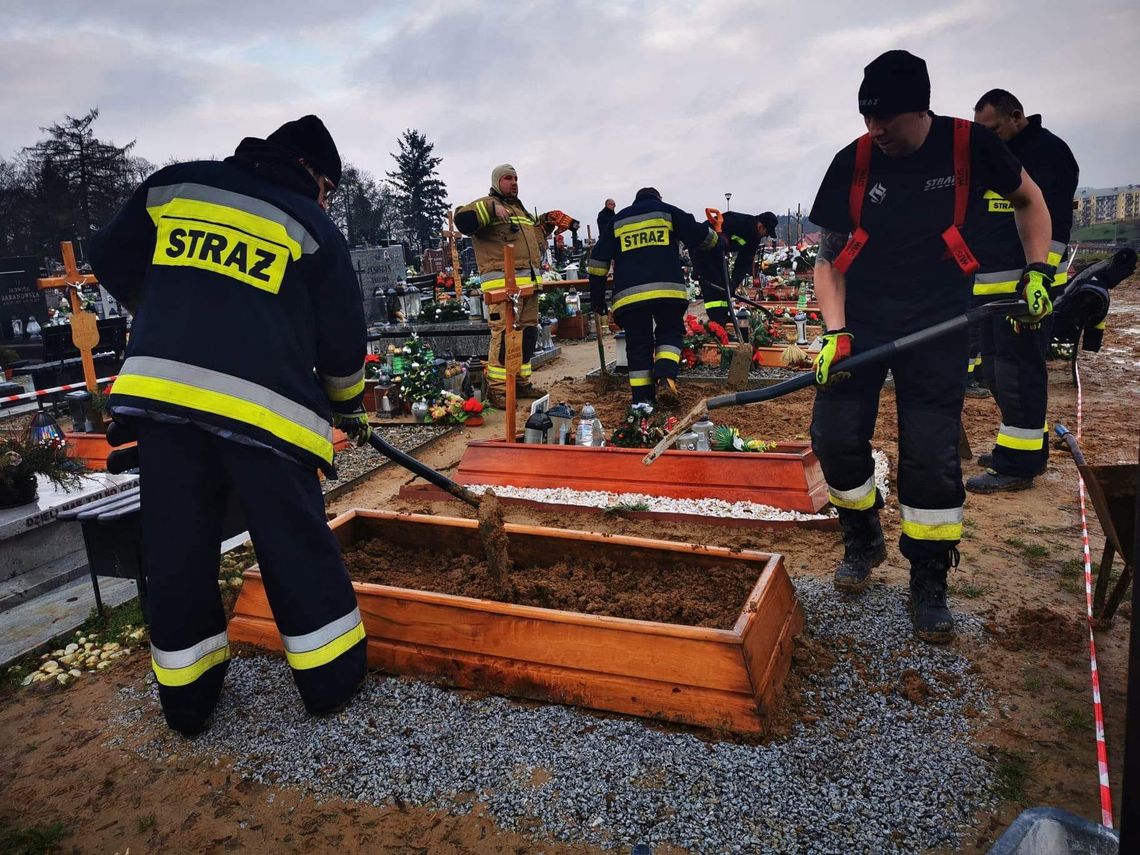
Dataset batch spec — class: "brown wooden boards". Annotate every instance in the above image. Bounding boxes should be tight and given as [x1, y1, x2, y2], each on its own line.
[229, 510, 804, 734]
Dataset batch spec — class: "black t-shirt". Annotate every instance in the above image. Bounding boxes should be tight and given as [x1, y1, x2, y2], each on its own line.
[810, 114, 1023, 332]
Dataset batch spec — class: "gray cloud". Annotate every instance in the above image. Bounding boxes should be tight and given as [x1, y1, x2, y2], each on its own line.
[2, 0, 1138, 227]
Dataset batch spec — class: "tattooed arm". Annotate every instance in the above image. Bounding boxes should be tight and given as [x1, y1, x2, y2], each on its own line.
[814, 228, 849, 331]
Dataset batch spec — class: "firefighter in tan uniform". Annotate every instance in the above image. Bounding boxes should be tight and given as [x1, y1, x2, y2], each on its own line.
[454, 164, 562, 407]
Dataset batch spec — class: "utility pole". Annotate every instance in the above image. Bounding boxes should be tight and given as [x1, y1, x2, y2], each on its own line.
[725, 192, 732, 212]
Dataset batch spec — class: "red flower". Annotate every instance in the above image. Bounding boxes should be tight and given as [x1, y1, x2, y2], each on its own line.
[773, 306, 784, 316]
[463, 397, 483, 413]
[809, 312, 819, 321]
[707, 321, 729, 345]
[364, 353, 381, 364]
[681, 348, 698, 367]
[664, 416, 678, 431]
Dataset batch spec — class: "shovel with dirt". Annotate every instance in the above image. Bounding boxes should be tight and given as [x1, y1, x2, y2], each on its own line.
[643, 299, 1029, 465]
[366, 432, 513, 596]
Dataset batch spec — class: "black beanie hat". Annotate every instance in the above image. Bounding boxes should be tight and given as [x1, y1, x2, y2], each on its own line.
[634, 187, 661, 201]
[267, 115, 342, 186]
[758, 211, 779, 236]
[858, 50, 930, 116]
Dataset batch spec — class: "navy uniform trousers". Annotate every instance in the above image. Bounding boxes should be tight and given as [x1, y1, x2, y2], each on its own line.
[136, 419, 366, 735]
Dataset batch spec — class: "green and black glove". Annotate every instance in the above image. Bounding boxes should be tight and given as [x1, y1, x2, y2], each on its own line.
[333, 409, 372, 446]
[1015, 262, 1055, 324]
[814, 329, 853, 386]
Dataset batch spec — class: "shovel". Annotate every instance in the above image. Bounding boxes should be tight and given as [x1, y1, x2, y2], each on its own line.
[644, 299, 1028, 465]
[366, 431, 513, 595]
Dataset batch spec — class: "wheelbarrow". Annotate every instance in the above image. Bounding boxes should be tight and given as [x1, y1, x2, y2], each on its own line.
[1056, 425, 1136, 624]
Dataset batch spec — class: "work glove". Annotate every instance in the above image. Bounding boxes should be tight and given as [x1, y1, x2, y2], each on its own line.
[333, 409, 372, 446]
[543, 210, 579, 233]
[1015, 262, 1055, 324]
[813, 329, 853, 386]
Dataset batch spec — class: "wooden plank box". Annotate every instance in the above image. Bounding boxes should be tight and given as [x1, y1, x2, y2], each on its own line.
[228, 510, 804, 735]
[453, 439, 829, 513]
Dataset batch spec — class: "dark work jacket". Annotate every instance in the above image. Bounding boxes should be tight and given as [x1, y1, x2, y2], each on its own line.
[585, 196, 717, 314]
[691, 211, 761, 290]
[89, 139, 366, 475]
[969, 115, 1080, 297]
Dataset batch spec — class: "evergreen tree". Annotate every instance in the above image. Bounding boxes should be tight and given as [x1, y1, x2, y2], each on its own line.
[328, 163, 392, 247]
[386, 129, 448, 254]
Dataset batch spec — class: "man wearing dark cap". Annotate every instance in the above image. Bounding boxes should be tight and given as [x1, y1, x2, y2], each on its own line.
[587, 187, 718, 406]
[690, 210, 779, 330]
[966, 89, 1079, 493]
[90, 115, 369, 735]
[808, 51, 1053, 642]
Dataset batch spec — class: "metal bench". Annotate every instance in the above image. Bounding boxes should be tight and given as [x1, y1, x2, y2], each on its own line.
[56, 445, 247, 624]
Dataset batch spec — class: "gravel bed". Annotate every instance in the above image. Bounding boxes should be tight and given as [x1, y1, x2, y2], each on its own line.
[323, 424, 451, 494]
[464, 449, 890, 522]
[111, 576, 992, 854]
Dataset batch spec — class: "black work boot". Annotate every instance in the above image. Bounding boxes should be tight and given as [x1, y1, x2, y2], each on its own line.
[909, 548, 957, 644]
[976, 452, 1047, 477]
[655, 378, 679, 408]
[965, 469, 1035, 493]
[833, 509, 886, 594]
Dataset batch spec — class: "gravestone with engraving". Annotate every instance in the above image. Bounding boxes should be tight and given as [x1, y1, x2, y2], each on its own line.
[0, 256, 49, 349]
[351, 245, 405, 323]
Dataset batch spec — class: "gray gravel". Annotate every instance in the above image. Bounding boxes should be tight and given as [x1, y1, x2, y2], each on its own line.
[323, 423, 451, 493]
[112, 579, 993, 854]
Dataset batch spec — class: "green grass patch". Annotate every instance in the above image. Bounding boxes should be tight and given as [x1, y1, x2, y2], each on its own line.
[604, 500, 651, 515]
[1004, 536, 1028, 550]
[1021, 671, 1043, 693]
[993, 750, 1032, 804]
[1023, 544, 1050, 560]
[0, 819, 69, 854]
[949, 582, 988, 599]
[137, 813, 156, 832]
[1049, 705, 1094, 734]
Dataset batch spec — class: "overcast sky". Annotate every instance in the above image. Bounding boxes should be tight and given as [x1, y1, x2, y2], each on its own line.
[3, 0, 1138, 227]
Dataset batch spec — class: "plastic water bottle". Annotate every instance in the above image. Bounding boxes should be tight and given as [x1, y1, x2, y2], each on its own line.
[576, 403, 597, 446]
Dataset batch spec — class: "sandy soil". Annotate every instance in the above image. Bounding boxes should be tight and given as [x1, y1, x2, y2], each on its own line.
[2, 281, 1136, 852]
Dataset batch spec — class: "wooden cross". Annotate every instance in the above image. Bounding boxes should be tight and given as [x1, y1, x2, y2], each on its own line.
[36, 241, 101, 392]
[484, 243, 533, 443]
[445, 212, 464, 301]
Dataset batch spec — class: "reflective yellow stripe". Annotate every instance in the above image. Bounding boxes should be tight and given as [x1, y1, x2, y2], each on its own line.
[519, 363, 532, 378]
[612, 287, 688, 312]
[996, 422, 1045, 451]
[486, 365, 508, 379]
[655, 350, 681, 363]
[828, 475, 876, 511]
[322, 367, 366, 402]
[899, 504, 962, 541]
[629, 376, 653, 386]
[731, 235, 747, 246]
[283, 621, 365, 671]
[112, 374, 333, 465]
[151, 631, 230, 687]
[480, 273, 539, 292]
[587, 262, 610, 276]
[1094, 320, 1106, 330]
[508, 215, 535, 227]
[613, 216, 673, 238]
[704, 300, 728, 309]
[325, 377, 365, 402]
[973, 281, 1018, 296]
[475, 200, 490, 226]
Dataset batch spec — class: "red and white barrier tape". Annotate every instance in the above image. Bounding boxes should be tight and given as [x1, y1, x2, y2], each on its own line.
[0, 376, 117, 406]
[1074, 359, 1113, 828]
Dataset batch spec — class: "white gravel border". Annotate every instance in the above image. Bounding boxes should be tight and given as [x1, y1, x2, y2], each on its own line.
[464, 449, 890, 522]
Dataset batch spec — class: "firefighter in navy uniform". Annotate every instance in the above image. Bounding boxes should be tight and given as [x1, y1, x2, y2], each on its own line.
[809, 52, 1053, 643]
[966, 89, 1079, 493]
[90, 116, 369, 735]
[587, 187, 718, 406]
[690, 210, 779, 330]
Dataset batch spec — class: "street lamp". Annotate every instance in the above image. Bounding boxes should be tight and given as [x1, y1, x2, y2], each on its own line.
[724, 192, 732, 211]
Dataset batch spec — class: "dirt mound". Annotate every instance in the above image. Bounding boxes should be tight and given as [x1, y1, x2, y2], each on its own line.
[897, 668, 931, 705]
[992, 606, 1085, 657]
[342, 538, 761, 628]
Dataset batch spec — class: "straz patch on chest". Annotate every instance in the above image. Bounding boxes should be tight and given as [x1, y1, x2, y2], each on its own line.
[615, 217, 672, 252]
[148, 198, 303, 293]
[923, 175, 956, 192]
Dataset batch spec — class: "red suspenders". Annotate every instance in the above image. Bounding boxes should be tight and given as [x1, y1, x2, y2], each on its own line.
[832, 118, 980, 276]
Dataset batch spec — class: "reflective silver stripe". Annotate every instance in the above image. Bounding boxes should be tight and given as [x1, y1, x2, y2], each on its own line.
[699, 226, 718, 250]
[613, 210, 673, 230]
[974, 269, 1022, 284]
[614, 281, 687, 300]
[146, 182, 319, 254]
[280, 607, 362, 654]
[899, 504, 963, 526]
[151, 629, 228, 670]
[655, 345, 682, 357]
[320, 366, 365, 392]
[998, 423, 1044, 441]
[829, 475, 875, 504]
[1049, 240, 1067, 258]
[120, 356, 333, 442]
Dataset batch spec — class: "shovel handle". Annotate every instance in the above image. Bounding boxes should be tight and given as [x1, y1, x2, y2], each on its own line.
[367, 431, 480, 508]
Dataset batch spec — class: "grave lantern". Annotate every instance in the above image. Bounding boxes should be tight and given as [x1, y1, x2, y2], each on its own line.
[547, 401, 576, 445]
[614, 331, 627, 369]
[523, 410, 553, 444]
[692, 417, 715, 452]
[564, 288, 581, 316]
[538, 318, 555, 351]
[793, 312, 809, 346]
